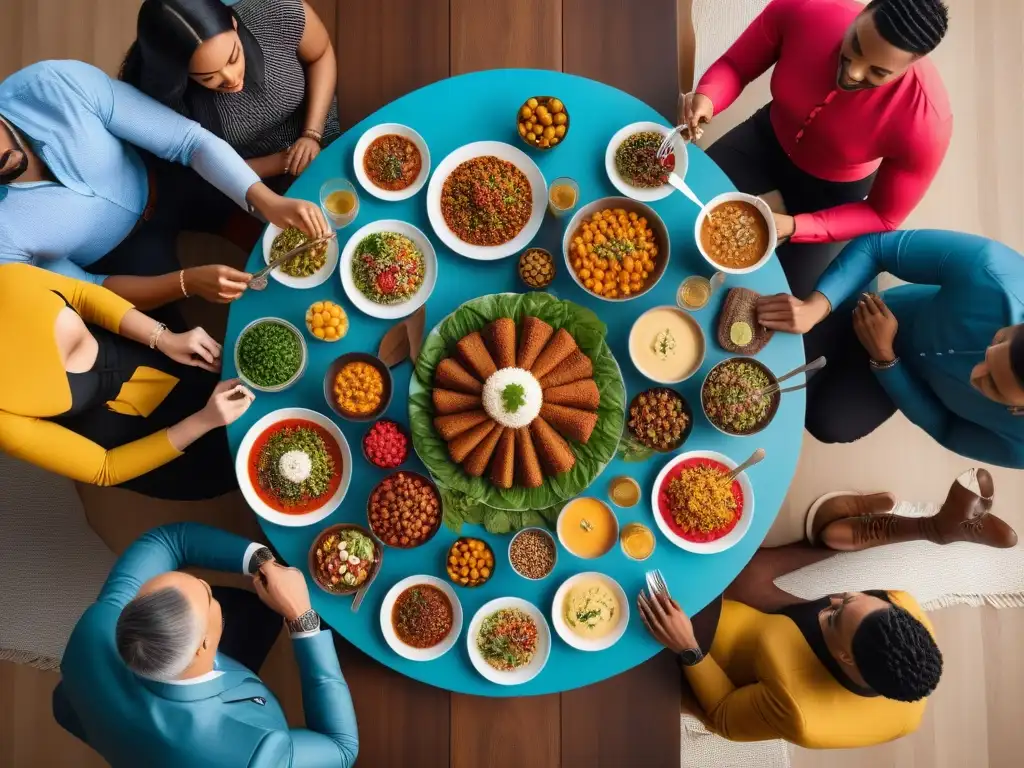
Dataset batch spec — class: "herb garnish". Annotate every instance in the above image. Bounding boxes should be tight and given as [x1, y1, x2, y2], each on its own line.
[501, 383, 527, 413]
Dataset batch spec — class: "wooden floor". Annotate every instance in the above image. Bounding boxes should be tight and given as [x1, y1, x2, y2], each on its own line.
[2, 0, 1023, 766]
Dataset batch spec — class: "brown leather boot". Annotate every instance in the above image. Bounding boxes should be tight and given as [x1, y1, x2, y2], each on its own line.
[924, 469, 1018, 548]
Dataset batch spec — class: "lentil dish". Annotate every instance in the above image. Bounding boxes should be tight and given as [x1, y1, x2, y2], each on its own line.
[615, 131, 674, 188]
[570, 208, 659, 300]
[508, 529, 556, 580]
[367, 471, 441, 548]
[248, 419, 341, 514]
[363, 133, 422, 191]
[702, 360, 775, 434]
[657, 457, 743, 543]
[271, 227, 328, 278]
[701, 201, 770, 269]
[391, 584, 454, 649]
[440, 156, 532, 246]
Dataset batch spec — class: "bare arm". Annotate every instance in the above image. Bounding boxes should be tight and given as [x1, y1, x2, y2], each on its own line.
[297, 0, 337, 137]
[247, 151, 289, 179]
[723, 544, 838, 612]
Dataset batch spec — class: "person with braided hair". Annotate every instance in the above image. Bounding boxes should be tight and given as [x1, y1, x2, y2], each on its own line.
[632, 467, 1015, 746]
[680, 0, 952, 301]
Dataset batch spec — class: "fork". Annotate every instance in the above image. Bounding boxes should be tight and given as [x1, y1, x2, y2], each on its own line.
[645, 569, 672, 601]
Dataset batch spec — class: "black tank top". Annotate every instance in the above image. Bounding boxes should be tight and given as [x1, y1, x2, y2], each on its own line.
[54, 291, 134, 416]
[773, 590, 892, 698]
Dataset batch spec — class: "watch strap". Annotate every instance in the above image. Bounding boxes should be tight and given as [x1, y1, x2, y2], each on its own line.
[287, 609, 320, 634]
[679, 647, 704, 666]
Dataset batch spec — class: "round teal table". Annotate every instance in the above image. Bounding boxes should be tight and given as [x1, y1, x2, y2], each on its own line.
[225, 69, 805, 696]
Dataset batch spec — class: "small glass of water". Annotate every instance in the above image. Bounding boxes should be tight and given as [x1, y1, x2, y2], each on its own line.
[320, 179, 359, 229]
[677, 272, 724, 311]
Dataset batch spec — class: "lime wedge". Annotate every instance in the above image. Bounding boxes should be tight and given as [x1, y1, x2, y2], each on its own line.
[730, 321, 753, 347]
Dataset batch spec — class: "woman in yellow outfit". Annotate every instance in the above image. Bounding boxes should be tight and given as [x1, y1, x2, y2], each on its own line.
[0, 263, 254, 499]
[632, 472, 990, 749]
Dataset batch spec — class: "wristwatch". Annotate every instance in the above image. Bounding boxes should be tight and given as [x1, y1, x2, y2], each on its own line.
[679, 647, 705, 666]
[287, 609, 321, 634]
[247, 546, 274, 575]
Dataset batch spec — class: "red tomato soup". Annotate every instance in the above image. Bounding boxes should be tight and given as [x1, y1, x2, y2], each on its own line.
[248, 419, 343, 514]
[656, 457, 744, 542]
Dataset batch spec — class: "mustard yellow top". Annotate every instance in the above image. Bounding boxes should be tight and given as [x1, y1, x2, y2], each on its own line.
[0, 264, 182, 485]
[685, 591, 933, 748]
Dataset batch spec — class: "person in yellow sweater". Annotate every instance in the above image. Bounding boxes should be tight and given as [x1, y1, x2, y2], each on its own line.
[633, 471, 1005, 748]
[0, 263, 253, 499]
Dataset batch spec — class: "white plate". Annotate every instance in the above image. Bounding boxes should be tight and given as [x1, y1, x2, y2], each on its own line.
[379, 575, 463, 661]
[353, 123, 431, 201]
[262, 225, 340, 289]
[605, 121, 687, 203]
[551, 572, 629, 652]
[426, 141, 547, 261]
[235, 407, 352, 527]
[650, 450, 755, 554]
[467, 596, 551, 685]
[339, 219, 437, 320]
[694, 192, 778, 275]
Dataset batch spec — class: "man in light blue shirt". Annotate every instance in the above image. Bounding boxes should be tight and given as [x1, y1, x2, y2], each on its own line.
[54, 523, 359, 768]
[756, 229, 1024, 468]
[0, 60, 328, 309]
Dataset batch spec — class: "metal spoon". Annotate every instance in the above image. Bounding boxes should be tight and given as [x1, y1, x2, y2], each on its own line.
[248, 232, 337, 291]
[727, 447, 766, 481]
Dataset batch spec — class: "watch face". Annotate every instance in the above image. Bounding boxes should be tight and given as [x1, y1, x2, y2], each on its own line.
[680, 648, 703, 666]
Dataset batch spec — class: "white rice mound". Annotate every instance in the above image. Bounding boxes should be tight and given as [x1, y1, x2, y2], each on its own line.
[278, 450, 312, 484]
[482, 367, 543, 429]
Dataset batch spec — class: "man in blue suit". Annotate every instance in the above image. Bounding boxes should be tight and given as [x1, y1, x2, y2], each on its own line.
[53, 523, 359, 767]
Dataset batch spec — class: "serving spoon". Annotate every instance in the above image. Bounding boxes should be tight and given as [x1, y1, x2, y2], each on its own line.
[247, 232, 337, 291]
[727, 447, 766, 481]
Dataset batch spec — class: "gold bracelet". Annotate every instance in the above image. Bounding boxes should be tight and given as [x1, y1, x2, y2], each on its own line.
[179, 269, 189, 298]
[301, 128, 323, 144]
[149, 322, 168, 350]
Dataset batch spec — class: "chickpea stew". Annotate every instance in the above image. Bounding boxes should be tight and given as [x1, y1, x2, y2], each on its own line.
[570, 207, 659, 300]
[368, 471, 441, 548]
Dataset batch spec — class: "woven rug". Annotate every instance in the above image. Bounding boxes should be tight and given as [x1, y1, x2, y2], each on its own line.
[776, 500, 1024, 610]
[681, 713, 790, 767]
[0, 455, 115, 670]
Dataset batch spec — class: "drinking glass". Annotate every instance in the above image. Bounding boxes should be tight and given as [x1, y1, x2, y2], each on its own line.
[320, 179, 359, 229]
[548, 176, 579, 218]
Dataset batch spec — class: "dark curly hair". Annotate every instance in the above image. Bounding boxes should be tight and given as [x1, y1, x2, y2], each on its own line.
[865, 0, 950, 56]
[852, 604, 943, 702]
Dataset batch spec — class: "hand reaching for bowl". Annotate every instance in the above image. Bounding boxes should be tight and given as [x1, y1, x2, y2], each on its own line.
[772, 212, 795, 242]
[183, 265, 252, 304]
[158, 326, 223, 371]
[756, 292, 832, 334]
[637, 591, 699, 655]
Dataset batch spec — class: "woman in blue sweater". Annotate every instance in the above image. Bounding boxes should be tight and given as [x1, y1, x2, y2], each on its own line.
[757, 229, 1024, 468]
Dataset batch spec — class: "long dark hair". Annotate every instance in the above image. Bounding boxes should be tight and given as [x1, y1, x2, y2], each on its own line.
[120, 0, 264, 131]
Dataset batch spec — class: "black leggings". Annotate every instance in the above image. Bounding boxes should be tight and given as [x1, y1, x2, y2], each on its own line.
[802, 303, 897, 443]
[214, 586, 282, 673]
[705, 104, 877, 300]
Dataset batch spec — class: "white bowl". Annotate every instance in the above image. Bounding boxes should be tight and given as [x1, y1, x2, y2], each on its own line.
[551, 572, 629, 652]
[605, 121, 687, 202]
[261, 225, 340, 289]
[467, 596, 551, 685]
[233, 317, 308, 393]
[235, 407, 352, 527]
[561, 196, 671, 303]
[353, 123, 431, 201]
[694, 192, 778, 275]
[339, 219, 437, 320]
[379, 575, 463, 661]
[426, 141, 547, 261]
[628, 305, 706, 384]
[650, 450, 755, 554]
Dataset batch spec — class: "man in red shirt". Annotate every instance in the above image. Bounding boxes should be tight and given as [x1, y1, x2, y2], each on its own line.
[683, 0, 951, 298]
